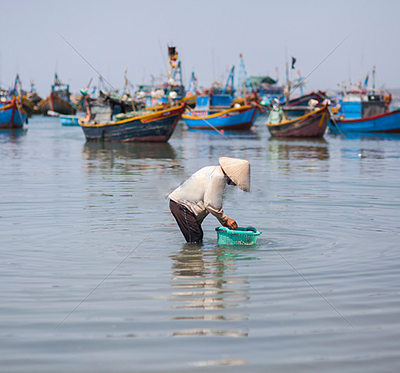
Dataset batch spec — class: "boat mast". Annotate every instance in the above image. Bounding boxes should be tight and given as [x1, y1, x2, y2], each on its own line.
[237, 53, 252, 97]
[285, 60, 290, 105]
[222, 66, 235, 95]
[372, 65, 376, 93]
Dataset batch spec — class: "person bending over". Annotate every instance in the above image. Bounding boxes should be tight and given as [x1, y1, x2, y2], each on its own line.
[169, 157, 250, 244]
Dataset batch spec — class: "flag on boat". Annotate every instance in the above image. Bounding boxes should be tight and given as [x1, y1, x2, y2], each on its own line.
[168, 46, 179, 68]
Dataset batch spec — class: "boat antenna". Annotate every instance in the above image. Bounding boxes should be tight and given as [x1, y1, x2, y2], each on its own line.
[158, 39, 169, 77]
[290, 30, 354, 96]
[56, 31, 118, 93]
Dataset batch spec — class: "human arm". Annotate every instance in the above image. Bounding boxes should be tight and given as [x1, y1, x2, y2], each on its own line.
[223, 218, 238, 230]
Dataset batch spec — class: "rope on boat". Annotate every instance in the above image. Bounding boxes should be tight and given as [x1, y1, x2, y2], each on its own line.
[289, 30, 355, 97]
[328, 107, 348, 138]
[184, 106, 245, 149]
[16, 100, 26, 126]
[57, 32, 140, 117]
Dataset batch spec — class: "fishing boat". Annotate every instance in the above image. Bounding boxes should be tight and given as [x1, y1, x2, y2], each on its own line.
[135, 46, 197, 111]
[183, 99, 257, 130]
[26, 81, 42, 114]
[182, 66, 258, 130]
[329, 108, 400, 133]
[0, 76, 28, 129]
[39, 74, 76, 115]
[0, 98, 27, 129]
[79, 97, 186, 141]
[328, 84, 400, 133]
[287, 90, 328, 107]
[249, 73, 284, 108]
[60, 114, 86, 126]
[266, 104, 330, 138]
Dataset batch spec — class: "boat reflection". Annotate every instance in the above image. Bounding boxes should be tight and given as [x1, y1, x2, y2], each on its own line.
[268, 137, 329, 161]
[341, 148, 385, 160]
[0, 129, 27, 143]
[329, 132, 400, 141]
[168, 244, 257, 337]
[82, 141, 177, 160]
[81, 141, 181, 173]
[185, 127, 261, 141]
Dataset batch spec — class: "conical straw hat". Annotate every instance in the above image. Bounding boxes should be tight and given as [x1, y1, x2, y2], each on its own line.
[219, 157, 250, 192]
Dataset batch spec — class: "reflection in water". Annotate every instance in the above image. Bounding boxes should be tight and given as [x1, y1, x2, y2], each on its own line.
[169, 244, 257, 338]
[0, 129, 27, 143]
[186, 128, 260, 141]
[80, 142, 182, 227]
[81, 141, 182, 174]
[82, 141, 177, 161]
[329, 132, 400, 142]
[341, 148, 387, 176]
[268, 138, 329, 161]
[341, 148, 385, 160]
[189, 359, 247, 367]
[178, 128, 263, 167]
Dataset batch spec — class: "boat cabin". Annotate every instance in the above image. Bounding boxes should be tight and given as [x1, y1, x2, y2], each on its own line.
[339, 90, 388, 119]
[191, 94, 233, 116]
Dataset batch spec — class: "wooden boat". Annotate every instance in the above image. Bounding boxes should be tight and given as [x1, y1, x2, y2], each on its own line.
[328, 86, 400, 133]
[25, 84, 42, 115]
[183, 101, 258, 130]
[249, 74, 284, 107]
[183, 66, 258, 130]
[79, 101, 186, 142]
[39, 74, 76, 115]
[329, 109, 400, 133]
[60, 114, 85, 126]
[287, 90, 328, 107]
[266, 104, 330, 138]
[0, 98, 27, 129]
[134, 46, 197, 111]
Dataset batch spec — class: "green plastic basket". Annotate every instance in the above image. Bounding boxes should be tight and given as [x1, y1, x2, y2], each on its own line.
[215, 226, 262, 246]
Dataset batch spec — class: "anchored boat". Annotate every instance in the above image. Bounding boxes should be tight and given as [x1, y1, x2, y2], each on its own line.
[266, 104, 330, 138]
[183, 66, 258, 131]
[328, 85, 400, 133]
[0, 99, 27, 129]
[79, 98, 186, 142]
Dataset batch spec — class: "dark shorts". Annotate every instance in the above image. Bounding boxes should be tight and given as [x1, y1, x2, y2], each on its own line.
[169, 200, 203, 244]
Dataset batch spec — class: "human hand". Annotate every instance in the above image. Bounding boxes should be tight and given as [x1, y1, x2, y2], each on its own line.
[224, 218, 238, 230]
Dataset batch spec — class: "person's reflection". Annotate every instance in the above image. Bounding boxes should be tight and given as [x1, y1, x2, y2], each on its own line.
[169, 243, 252, 337]
[268, 138, 329, 161]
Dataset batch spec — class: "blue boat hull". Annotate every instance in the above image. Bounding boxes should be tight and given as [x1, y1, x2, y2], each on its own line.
[0, 103, 27, 129]
[183, 107, 257, 130]
[329, 109, 400, 133]
[60, 115, 82, 126]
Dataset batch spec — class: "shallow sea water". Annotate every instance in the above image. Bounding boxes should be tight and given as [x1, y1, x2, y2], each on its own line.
[1, 115, 400, 372]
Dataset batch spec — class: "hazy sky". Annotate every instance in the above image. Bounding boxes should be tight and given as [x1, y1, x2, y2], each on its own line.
[1, 0, 399, 96]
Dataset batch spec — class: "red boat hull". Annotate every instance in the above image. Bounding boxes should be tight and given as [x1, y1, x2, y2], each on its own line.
[267, 106, 330, 138]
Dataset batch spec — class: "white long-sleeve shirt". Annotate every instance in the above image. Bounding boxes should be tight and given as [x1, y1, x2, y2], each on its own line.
[168, 165, 229, 225]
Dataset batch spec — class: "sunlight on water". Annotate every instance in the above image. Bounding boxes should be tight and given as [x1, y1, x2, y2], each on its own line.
[1, 116, 400, 372]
